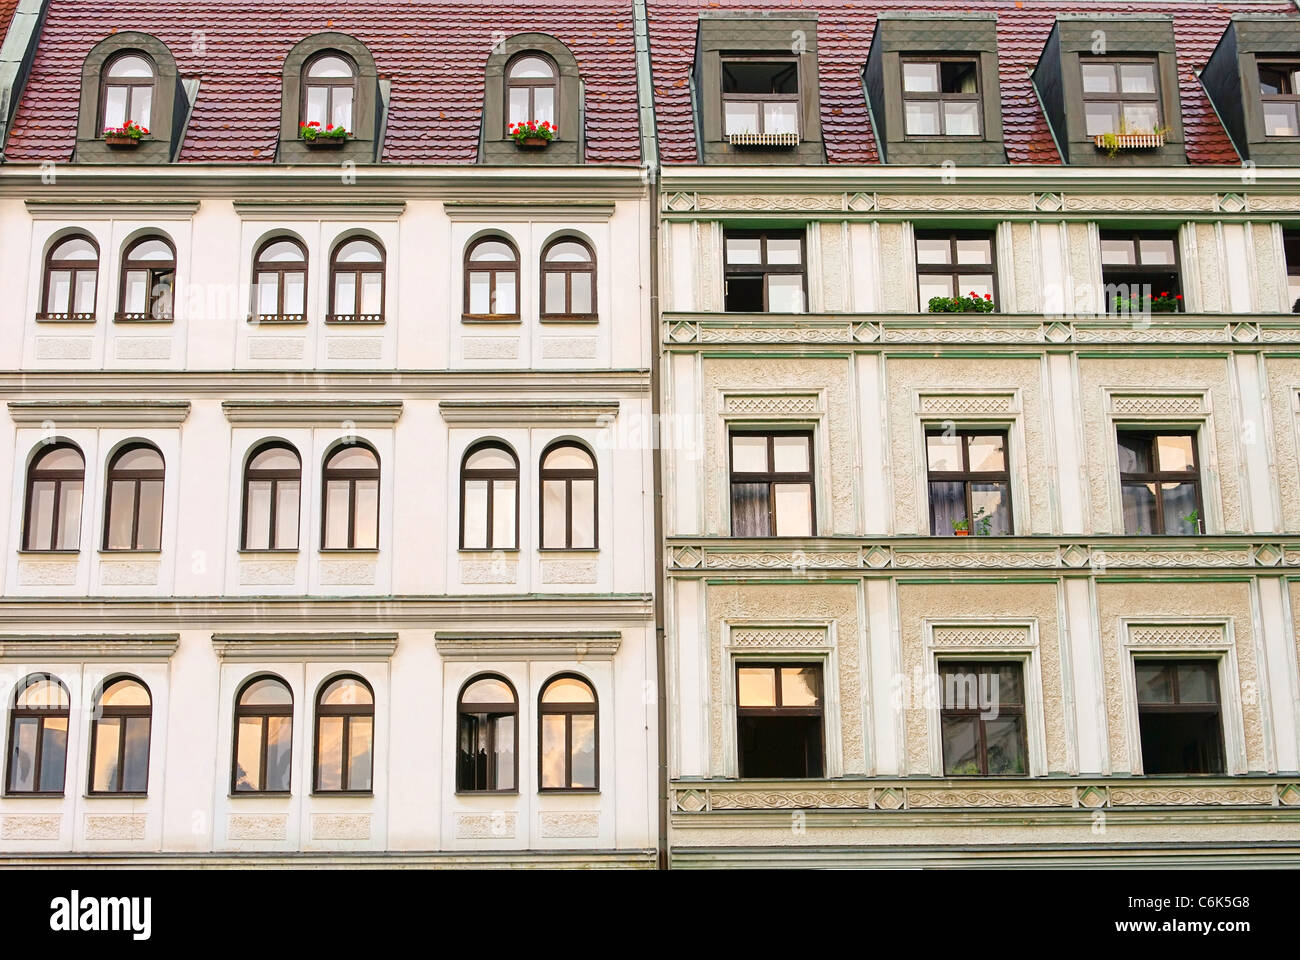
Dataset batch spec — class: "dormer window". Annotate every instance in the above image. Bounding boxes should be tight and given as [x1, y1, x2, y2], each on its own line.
[902, 59, 980, 137]
[101, 54, 155, 132]
[1259, 61, 1300, 137]
[721, 58, 799, 137]
[1081, 58, 1160, 137]
[506, 55, 557, 130]
[303, 53, 356, 132]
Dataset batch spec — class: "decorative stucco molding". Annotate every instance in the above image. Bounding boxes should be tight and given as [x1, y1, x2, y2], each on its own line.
[0, 634, 179, 660]
[210, 633, 398, 661]
[438, 400, 619, 425]
[221, 400, 403, 425]
[433, 630, 621, 660]
[931, 624, 1035, 647]
[728, 626, 829, 647]
[723, 393, 819, 417]
[232, 201, 407, 221]
[9, 400, 191, 425]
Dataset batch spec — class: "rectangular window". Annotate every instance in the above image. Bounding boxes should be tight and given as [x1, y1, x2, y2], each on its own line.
[901, 58, 981, 137]
[729, 431, 814, 537]
[915, 230, 997, 309]
[939, 661, 1028, 776]
[736, 663, 824, 778]
[925, 430, 1012, 536]
[1099, 230, 1181, 314]
[1259, 60, 1300, 138]
[1080, 57, 1161, 136]
[721, 58, 799, 137]
[1285, 231, 1300, 313]
[1117, 430, 1203, 535]
[723, 229, 805, 313]
[1135, 659, 1224, 774]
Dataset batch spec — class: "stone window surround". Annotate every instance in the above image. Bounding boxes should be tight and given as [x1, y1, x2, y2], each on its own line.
[922, 618, 1048, 778]
[1099, 388, 1221, 535]
[719, 620, 844, 780]
[481, 33, 584, 165]
[716, 389, 830, 537]
[278, 32, 383, 165]
[910, 389, 1029, 537]
[74, 32, 188, 164]
[1117, 619, 1248, 776]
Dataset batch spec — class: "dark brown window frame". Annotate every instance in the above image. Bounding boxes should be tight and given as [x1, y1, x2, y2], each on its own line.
[899, 56, 983, 140]
[735, 661, 824, 779]
[230, 674, 294, 795]
[462, 236, 521, 322]
[251, 235, 308, 323]
[23, 441, 85, 553]
[1079, 55, 1163, 135]
[5, 673, 70, 797]
[938, 659, 1029, 777]
[116, 234, 176, 322]
[1286, 230, 1300, 313]
[327, 235, 385, 324]
[1099, 229, 1183, 314]
[98, 51, 156, 134]
[1258, 59, 1300, 139]
[457, 673, 520, 794]
[101, 441, 164, 553]
[39, 233, 99, 322]
[300, 50, 359, 131]
[723, 228, 807, 314]
[539, 236, 597, 321]
[504, 51, 558, 134]
[1134, 657, 1225, 775]
[538, 440, 598, 550]
[241, 441, 302, 552]
[914, 228, 998, 310]
[1117, 429, 1205, 536]
[720, 55, 801, 137]
[312, 674, 374, 795]
[924, 428, 1013, 536]
[537, 673, 599, 792]
[459, 440, 520, 551]
[728, 429, 816, 537]
[320, 441, 380, 551]
[87, 675, 152, 796]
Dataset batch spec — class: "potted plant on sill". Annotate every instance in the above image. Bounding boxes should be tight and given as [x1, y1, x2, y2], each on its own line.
[928, 291, 995, 314]
[103, 120, 147, 147]
[509, 120, 556, 149]
[1113, 290, 1182, 315]
[299, 121, 349, 148]
[951, 507, 993, 538]
[1094, 121, 1171, 158]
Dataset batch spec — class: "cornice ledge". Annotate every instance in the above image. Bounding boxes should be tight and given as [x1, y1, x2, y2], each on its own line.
[221, 399, 403, 425]
[9, 399, 191, 425]
[211, 632, 398, 661]
[438, 399, 619, 425]
[442, 200, 616, 222]
[434, 629, 621, 660]
[24, 199, 200, 219]
[0, 633, 179, 660]
[232, 200, 407, 221]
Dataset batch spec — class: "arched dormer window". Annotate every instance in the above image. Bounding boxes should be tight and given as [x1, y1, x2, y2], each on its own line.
[302, 52, 357, 133]
[506, 54, 557, 130]
[482, 34, 582, 163]
[280, 33, 380, 164]
[75, 33, 185, 163]
[101, 53, 155, 133]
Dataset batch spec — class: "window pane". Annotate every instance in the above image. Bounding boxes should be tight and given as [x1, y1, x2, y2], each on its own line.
[493, 715, 515, 790]
[321, 677, 371, 706]
[130, 87, 152, 129]
[74, 270, 97, 313]
[1135, 661, 1174, 703]
[135, 479, 162, 550]
[1122, 482, 1158, 535]
[780, 666, 822, 707]
[105, 480, 135, 549]
[905, 99, 941, 135]
[570, 272, 592, 314]
[570, 479, 595, 548]
[766, 238, 802, 265]
[48, 270, 71, 312]
[722, 61, 797, 94]
[333, 272, 356, 315]
[305, 86, 328, 125]
[493, 271, 516, 314]
[542, 478, 566, 548]
[1101, 238, 1137, 266]
[507, 87, 530, 126]
[92, 717, 121, 791]
[266, 715, 292, 792]
[462, 479, 487, 548]
[39, 717, 67, 792]
[725, 236, 762, 265]
[353, 479, 378, 549]
[902, 61, 939, 93]
[767, 275, 804, 313]
[331, 87, 353, 131]
[544, 677, 594, 703]
[492, 479, 516, 548]
[955, 238, 992, 265]
[967, 434, 1005, 472]
[1122, 102, 1159, 132]
[929, 480, 965, 534]
[1085, 101, 1118, 136]
[737, 667, 776, 707]
[124, 269, 148, 313]
[244, 479, 271, 550]
[468, 271, 491, 314]
[103, 86, 128, 128]
[56, 482, 82, 550]
[1081, 62, 1117, 93]
[234, 716, 262, 791]
[1116, 434, 1152, 473]
[772, 435, 809, 473]
[324, 479, 350, 548]
[256, 273, 279, 315]
[1160, 482, 1200, 534]
[462, 678, 513, 704]
[723, 100, 760, 135]
[122, 717, 149, 792]
[1119, 63, 1156, 94]
[916, 238, 952, 265]
[957, 274, 994, 300]
[533, 87, 555, 126]
[731, 483, 769, 536]
[773, 483, 813, 536]
[270, 481, 296, 550]
[9, 718, 36, 791]
[941, 60, 978, 93]
[544, 271, 567, 314]
[1264, 101, 1300, 137]
[541, 714, 566, 788]
[942, 100, 979, 136]
[731, 434, 768, 473]
[316, 715, 343, 790]
[984, 717, 1027, 774]
[941, 716, 981, 775]
[347, 717, 372, 791]
[1177, 663, 1219, 703]
[360, 272, 382, 315]
[571, 714, 597, 788]
[926, 433, 961, 472]
[283, 272, 305, 314]
[971, 482, 1012, 535]
[1155, 433, 1194, 471]
[763, 101, 798, 135]
[919, 274, 954, 302]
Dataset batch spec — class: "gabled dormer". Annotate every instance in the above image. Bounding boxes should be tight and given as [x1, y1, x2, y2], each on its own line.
[1202, 14, 1300, 165]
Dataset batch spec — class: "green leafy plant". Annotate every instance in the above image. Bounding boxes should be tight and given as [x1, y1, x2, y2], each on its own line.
[951, 516, 970, 534]
[103, 120, 147, 141]
[1113, 290, 1182, 314]
[928, 291, 995, 314]
[972, 507, 993, 537]
[1180, 508, 1200, 533]
[509, 120, 556, 144]
[299, 120, 349, 142]
[1096, 119, 1171, 158]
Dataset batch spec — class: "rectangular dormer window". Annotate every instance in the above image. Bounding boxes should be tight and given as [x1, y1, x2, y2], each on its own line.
[901, 58, 980, 137]
[721, 58, 799, 137]
[1259, 61, 1300, 137]
[1081, 58, 1160, 136]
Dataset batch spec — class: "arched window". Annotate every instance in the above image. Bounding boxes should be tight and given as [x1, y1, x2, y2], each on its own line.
[539, 674, 598, 791]
[23, 443, 84, 552]
[103, 442, 164, 552]
[540, 237, 596, 319]
[505, 54, 557, 130]
[242, 442, 301, 551]
[252, 237, 308, 322]
[457, 675, 517, 792]
[314, 675, 373, 793]
[6, 674, 69, 795]
[40, 235, 99, 321]
[322, 442, 379, 550]
[328, 237, 384, 322]
[101, 53, 155, 132]
[118, 235, 175, 321]
[232, 675, 293, 794]
[540, 442, 597, 549]
[460, 442, 518, 550]
[89, 677, 151, 795]
[463, 237, 520, 320]
[302, 52, 357, 133]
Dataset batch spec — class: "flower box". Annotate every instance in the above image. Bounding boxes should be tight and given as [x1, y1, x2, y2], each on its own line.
[303, 136, 347, 149]
[728, 131, 799, 148]
[516, 136, 550, 149]
[104, 134, 140, 148]
[509, 120, 556, 149]
[1094, 130, 1167, 155]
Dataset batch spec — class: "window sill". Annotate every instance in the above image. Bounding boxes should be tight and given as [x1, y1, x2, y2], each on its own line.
[85, 792, 148, 799]
[454, 790, 520, 797]
[3, 791, 65, 799]
[229, 791, 292, 799]
[458, 548, 520, 555]
[461, 314, 522, 325]
[248, 314, 308, 325]
[238, 549, 301, 556]
[309, 791, 373, 798]
[538, 547, 600, 554]
[319, 548, 380, 556]
[326, 315, 385, 325]
[98, 549, 162, 556]
[538, 314, 598, 325]
[35, 312, 96, 324]
[113, 313, 174, 324]
[17, 550, 79, 557]
[538, 788, 601, 796]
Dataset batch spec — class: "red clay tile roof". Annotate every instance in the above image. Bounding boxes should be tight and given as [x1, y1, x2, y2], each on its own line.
[646, 0, 1297, 165]
[5, 0, 641, 163]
